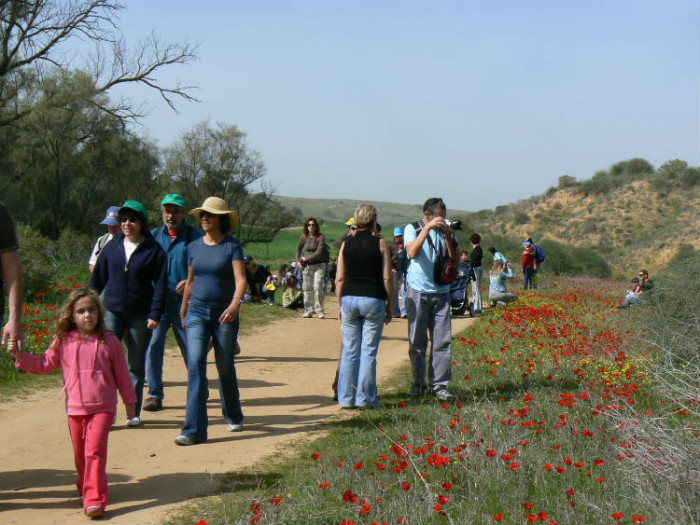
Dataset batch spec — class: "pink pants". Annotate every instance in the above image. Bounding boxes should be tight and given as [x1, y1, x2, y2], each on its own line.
[67, 412, 113, 512]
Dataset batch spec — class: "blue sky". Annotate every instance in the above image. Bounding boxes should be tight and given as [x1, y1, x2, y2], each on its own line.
[114, 1, 699, 212]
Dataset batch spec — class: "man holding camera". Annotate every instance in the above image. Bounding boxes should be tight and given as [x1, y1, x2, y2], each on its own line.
[404, 197, 459, 401]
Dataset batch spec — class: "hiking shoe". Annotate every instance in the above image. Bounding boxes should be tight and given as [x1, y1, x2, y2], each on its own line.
[226, 423, 244, 432]
[432, 387, 456, 402]
[126, 416, 141, 427]
[303, 311, 313, 318]
[407, 385, 426, 397]
[318, 312, 326, 319]
[85, 505, 104, 519]
[174, 434, 196, 446]
[142, 397, 162, 412]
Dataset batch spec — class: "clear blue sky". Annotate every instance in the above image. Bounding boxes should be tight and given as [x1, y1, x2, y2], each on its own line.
[115, 0, 699, 212]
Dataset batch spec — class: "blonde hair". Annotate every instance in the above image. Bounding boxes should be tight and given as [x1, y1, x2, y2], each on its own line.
[490, 259, 504, 276]
[353, 204, 377, 229]
[55, 288, 106, 340]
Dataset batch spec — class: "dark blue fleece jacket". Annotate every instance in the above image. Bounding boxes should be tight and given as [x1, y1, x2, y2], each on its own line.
[89, 232, 167, 321]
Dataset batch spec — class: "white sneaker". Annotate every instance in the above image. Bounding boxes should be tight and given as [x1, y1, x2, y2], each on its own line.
[126, 416, 141, 427]
[302, 311, 313, 318]
[318, 312, 326, 319]
[226, 423, 244, 432]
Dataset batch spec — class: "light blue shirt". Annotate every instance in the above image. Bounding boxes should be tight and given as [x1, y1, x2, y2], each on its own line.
[493, 251, 508, 264]
[404, 222, 457, 294]
[489, 267, 513, 293]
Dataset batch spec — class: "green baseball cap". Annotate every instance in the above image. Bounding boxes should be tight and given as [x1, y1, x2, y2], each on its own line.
[119, 200, 147, 219]
[161, 194, 185, 208]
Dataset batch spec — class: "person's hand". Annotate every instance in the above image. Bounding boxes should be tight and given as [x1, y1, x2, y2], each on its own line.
[425, 215, 446, 231]
[147, 319, 159, 330]
[2, 318, 23, 353]
[219, 301, 241, 324]
[175, 280, 187, 295]
[6, 338, 21, 359]
[125, 403, 136, 420]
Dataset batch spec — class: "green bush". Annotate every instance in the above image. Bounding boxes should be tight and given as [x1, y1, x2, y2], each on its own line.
[15, 223, 56, 297]
[570, 247, 612, 278]
[537, 239, 574, 275]
[56, 228, 94, 265]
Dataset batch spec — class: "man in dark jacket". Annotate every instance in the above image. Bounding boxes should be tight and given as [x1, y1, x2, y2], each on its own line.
[143, 195, 202, 412]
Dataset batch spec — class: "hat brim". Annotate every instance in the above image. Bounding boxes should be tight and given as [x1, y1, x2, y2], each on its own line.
[189, 207, 240, 232]
[101, 219, 120, 226]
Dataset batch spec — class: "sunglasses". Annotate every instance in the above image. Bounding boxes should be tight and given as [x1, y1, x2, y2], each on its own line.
[200, 211, 219, 218]
[308, 222, 318, 227]
[120, 217, 139, 224]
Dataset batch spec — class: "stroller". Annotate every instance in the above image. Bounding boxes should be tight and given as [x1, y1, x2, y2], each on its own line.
[450, 261, 474, 317]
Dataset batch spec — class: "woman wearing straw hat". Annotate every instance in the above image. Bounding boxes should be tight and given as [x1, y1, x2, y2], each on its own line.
[175, 197, 247, 446]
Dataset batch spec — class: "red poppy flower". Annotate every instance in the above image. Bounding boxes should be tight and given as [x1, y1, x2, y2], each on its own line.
[401, 482, 412, 491]
[523, 502, 534, 510]
[353, 462, 364, 471]
[437, 494, 449, 504]
[319, 481, 330, 489]
[612, 512, 623, 521]
[269, 495, 282, 506]
[493, 512, 504, 522]
[311, 453, 320, 461]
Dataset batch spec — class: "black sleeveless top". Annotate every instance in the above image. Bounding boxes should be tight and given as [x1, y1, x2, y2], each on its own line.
[341, 231, 386, 300]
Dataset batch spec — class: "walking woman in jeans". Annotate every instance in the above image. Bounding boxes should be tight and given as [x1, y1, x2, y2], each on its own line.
[175, 197, 247, 446]
[335, 204, 393, 409]
[89, 200, 167, 427]
[296, 217, 328, 318]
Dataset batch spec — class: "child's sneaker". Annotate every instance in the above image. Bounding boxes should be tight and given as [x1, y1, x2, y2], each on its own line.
[126, 416, 141, 427]
[85, 505, 104, 518]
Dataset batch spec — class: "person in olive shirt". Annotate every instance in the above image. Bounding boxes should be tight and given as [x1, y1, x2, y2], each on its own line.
[469, 233, 483, 314]
[0, 202, 23, 352]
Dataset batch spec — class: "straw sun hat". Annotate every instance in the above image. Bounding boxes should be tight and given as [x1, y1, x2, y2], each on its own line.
[189, 197, 239, 231]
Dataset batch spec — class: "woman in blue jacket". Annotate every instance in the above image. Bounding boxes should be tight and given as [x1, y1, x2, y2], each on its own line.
[89, 200, 167, 426]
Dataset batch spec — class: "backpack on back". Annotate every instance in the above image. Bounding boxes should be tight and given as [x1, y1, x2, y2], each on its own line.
[534, 244, 545, 264]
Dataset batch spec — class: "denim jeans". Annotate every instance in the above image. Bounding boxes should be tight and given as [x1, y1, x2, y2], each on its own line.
[145, 312, 188, 400]
[392, 272, 407, 317]
[338, 296, 386, 408]
[405, 285, 452, 391]
[523, 267, 535, 289]
[104, 310, 153, 417]
[182, 303, 243, 441]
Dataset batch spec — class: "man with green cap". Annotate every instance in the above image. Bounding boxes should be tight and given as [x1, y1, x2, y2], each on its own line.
[142, 194, 202, 412]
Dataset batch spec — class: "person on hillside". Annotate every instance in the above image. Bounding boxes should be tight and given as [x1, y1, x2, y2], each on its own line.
[527, 237, 543, 288]
[488, 260, 517, 307]
[469, 233, 483, 313]
[488, 246, 507, 265]
[89, 200, 167, 427]
[389, 227, 408, 318]
[404, 197, 459, 402]
[639, 269, 654, 292]
[0, 201, 23, 354]
[88, 206, 121, 273]
[522, 240, 536, 290]
[176, 197, 246, 446]
[620, 277, 643, 308]
[296, 217, 328, 318]
[7, 287, 136, 519]
[335, 204, 393, 409]
[143, 195, 202, 413]
[282, 275, 303, 309]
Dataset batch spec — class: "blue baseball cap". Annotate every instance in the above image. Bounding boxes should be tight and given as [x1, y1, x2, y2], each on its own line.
[393, 227, 403, 236]
[100, 206, 120, 226]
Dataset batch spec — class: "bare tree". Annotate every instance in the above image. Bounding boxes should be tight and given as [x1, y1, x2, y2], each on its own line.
[0, 0, 197, 127]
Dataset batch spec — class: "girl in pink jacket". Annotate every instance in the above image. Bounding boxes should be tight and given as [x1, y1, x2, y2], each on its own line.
[7, 288, 136, 519]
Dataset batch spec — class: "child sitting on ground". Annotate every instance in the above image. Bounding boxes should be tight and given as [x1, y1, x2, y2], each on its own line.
[282, 275, 303, 309]
[6, 288, 136, 519]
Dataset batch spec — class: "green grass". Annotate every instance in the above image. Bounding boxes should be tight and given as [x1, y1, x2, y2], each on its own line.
[166, 278, 693, 525]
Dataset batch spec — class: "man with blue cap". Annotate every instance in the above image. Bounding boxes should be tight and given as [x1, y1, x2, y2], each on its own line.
[88, 206, 121, 273]
[389, 226, 408, 318]
[142, 194, 202, 412]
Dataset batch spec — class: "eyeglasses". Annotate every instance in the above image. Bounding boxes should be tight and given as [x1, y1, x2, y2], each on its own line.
[120, 217, 139, 224]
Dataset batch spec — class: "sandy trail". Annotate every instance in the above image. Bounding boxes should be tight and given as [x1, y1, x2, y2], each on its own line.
[0, 299, 474, 524]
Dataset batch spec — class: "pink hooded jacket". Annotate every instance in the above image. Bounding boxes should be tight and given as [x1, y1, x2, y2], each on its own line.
[16, 330, 136, 416]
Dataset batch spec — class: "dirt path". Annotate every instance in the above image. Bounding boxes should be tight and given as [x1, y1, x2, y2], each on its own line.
[0, 299, 474, 524]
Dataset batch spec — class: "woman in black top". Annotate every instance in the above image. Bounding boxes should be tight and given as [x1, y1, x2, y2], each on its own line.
[335, 204, 392, 409]
[469, 233, 483, 314]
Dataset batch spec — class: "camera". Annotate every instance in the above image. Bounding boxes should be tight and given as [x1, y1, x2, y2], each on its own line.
[444, 218, 462, 231]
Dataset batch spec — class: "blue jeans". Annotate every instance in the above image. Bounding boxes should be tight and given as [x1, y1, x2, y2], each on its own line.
[182, 303, 243, 441]
[392, 273, 407, 317]
[104, 310, 153, 417]
[338, 296, 386, 408]
[145, 311, 187, 400]
[523, 267, 535, 289]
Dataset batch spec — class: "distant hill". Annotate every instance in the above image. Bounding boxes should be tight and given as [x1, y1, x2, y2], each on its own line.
[273, 196, 470, 228]
[460, 158, 700, 276]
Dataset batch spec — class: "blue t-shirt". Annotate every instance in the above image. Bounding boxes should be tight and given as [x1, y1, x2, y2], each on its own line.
[187, 236, 244, 308]
[404, 222, 457, 295]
